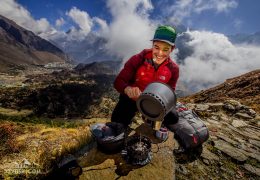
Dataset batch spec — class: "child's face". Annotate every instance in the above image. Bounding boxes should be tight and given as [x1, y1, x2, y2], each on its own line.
[152, 41, 173, 65]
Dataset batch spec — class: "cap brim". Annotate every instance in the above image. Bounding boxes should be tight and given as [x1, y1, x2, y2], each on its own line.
[151, 39, 175, 46]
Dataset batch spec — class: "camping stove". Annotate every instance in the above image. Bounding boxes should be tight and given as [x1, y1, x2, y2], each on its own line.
[122, 135, 152, 166]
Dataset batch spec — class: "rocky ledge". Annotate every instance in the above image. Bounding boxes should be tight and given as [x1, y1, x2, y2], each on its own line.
[175, 99, 259, 179]
[70, 99, 259, 180]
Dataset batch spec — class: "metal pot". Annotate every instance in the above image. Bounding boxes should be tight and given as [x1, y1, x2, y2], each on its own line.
[136, 82, 176, 121]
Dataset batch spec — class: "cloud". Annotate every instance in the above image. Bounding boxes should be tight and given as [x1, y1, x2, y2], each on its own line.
[0, 1, 106, 40]
[58, 7, 109, 41]
[66, 7, 93, 36]
[194, 0, 238, 13]
[0, 0, 52, 34]
[55, 17, 65, 28]
[162, 0, 238, 25]
[93, 17, 109, 36]
[105, 0, 156, 59]
[177, 30, 260, 91]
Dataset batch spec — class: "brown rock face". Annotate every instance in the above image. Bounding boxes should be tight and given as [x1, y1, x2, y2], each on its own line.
[0, 15, 71, 73]
[181, 69, 260, 113]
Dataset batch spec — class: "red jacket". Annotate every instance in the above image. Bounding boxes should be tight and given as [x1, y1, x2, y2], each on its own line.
[114, 49, 179, 93]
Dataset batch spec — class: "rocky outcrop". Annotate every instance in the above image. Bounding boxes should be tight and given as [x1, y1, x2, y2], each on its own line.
[182, 69, 260, 113]
[174, 100, 259, 179]
[70, 100, 260, 180]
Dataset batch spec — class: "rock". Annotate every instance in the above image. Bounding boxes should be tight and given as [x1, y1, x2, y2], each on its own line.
[214, 140, 248, 162]
[211, 115, 219, 121]
[208, 103, 223, 112]
[225, 123, 260, 141]
[248, 153, 260, 162]
[233, 137, 246, 144]
[216, 134, 239, 146]
[248, 109, 257, 117]
[201, 147, 219, 162]
[231, 120, 248, 128]
[249, 139, 260, 148]
[224, 100, 242, 110]
[223, 104, 236, 112]
[253, 115, 260, 126]
[207, 119, 221, 126]
[195, 104, 210, 111]
[243, 164, 260, 176]
[235, 146, 260, 162]
[186, 103, 196, 109]
[237, 143, 253, 153]
[255, 115, 260, 121]
[244, 128, 260, 138]
[210, 136, 218, 141]
[235, 113, 253, 119]
[219, 115, 230, 122]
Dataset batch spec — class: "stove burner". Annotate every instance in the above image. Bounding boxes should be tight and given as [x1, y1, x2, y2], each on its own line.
[122, 135, 152, 166]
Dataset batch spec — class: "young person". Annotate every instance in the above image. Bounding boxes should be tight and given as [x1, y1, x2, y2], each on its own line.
[111, 25, 179, 130]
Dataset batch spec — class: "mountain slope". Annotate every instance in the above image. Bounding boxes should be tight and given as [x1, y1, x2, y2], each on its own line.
[0, 15, 71, 73]
[181, 69, 260, 113]
[74, 60, 122, 75]
[51, 32, 119, 63]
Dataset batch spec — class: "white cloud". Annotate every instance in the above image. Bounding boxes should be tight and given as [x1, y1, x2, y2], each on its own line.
[164, 0, 238, 25]
[55, 17, 65, 28]
[66, 7, 93, 36]
[63, 7, 109, 40]
[0, 0, 52, 34]
[194, 0, 238, 13]
[105, 0, 156, 59]
[178, 30, 260, 91]
[0, 2, 106, 40]
[93, 17, 109, 36]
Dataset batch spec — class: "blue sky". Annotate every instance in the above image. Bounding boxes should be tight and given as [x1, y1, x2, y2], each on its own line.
[12, 0, 260, 35]
[17, 0, 111, 31]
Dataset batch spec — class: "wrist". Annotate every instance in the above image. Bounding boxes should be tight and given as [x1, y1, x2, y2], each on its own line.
[124, 86, 131, 94]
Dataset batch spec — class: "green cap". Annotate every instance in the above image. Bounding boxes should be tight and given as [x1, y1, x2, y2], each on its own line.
[151, 25, 177, 46]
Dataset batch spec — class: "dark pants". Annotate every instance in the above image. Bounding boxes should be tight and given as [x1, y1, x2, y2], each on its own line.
[111, 94, 179, 131]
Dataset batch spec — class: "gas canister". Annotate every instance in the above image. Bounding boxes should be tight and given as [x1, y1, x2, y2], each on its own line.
[155, 127, 168, 141]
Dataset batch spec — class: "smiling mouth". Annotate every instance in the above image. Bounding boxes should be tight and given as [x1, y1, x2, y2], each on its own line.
[155, 55, 164, 60]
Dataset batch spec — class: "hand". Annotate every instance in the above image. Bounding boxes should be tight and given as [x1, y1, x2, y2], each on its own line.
[124, 86, 141, 100]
